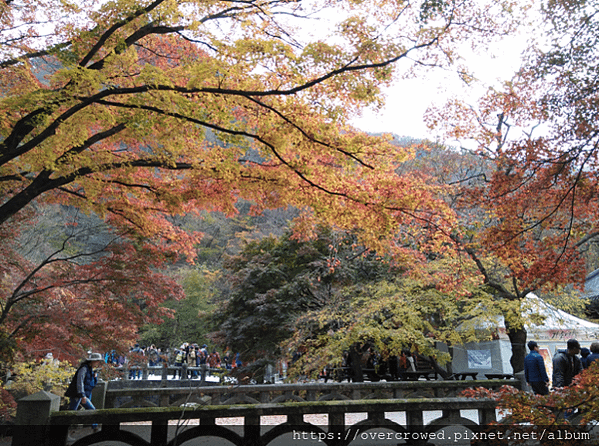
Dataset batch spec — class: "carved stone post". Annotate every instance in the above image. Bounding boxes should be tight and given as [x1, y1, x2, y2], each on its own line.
[13, 390, 61, 446]
[91, 380, 107, 409]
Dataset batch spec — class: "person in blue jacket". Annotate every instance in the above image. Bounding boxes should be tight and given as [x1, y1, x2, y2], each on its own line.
[586, 342, 599, 367]
[580, 347, 591, 368]
[65, 352, 103, 410]
[524, 340, 549, 395]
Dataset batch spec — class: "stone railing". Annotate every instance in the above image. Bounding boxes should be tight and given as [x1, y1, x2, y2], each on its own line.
[112, 364, 226, 382]
[101, 379, 520, 409]
[15, 391, 505, 446]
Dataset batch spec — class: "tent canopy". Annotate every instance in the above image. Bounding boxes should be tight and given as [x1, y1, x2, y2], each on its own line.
[525, 294, 599, 342]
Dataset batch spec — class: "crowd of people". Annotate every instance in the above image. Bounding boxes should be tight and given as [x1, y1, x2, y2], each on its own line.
[524, 338, 599, 396]
[61, 337, 593, 436]
[64, 344, 243, 438]
[102, 343, 244, 379]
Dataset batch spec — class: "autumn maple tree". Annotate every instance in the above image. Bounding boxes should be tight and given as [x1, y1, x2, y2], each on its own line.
[214, 194, 507, 379]
[426, 0, 599, 373]
[0, 208, 183, 362]
[463, 362, 599, 441]
[1, 0, 525, 360]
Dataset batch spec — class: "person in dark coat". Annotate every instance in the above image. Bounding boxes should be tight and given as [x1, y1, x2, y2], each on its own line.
[65, 352, 103, 410]
[523, 341, 549, 395]
[580, 347, 591, 368]
[65, 352, 104, 432]
[586, 342, 599, 366]
[552, 339, 583, 388]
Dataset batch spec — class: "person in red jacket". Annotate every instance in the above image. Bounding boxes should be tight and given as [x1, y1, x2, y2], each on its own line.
[208, 350, 221, 368]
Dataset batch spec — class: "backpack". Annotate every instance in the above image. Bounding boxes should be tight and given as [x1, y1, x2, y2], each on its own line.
[132, 346, 144, 355]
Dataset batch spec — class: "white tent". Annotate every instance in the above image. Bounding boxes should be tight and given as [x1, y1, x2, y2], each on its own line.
[524, 294, 599, 342]
[447, 294, 599, 377]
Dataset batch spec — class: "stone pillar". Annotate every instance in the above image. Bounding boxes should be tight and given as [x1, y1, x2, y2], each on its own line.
[181, 364, 188, 380]
[13, 391, 61, 446]
[406, 408, 423, 426]
[244, 414, 260, 446]
[199, 365, 207, 386]
[161, 362, 169, 382]
[92, 380, 107, 409]
[514, 370, 527, 391]
[329, 412, 345, 446]
[265, 364, 274, 384]
[479, 406, 498, 425]
[151, 420, 168, 446]
[124, 363, 131, 380]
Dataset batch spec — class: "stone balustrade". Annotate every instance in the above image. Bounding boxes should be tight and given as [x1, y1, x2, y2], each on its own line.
[17, 392, 505, 446]
[114, 364, 222, 382]
[102, 378, 520, 409]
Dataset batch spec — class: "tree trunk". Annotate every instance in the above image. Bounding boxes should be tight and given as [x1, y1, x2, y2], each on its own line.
[348, 344, 364, 382]
[505, 323, 527, 374]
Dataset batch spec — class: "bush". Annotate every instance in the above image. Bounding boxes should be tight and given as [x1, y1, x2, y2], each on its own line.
[6, 359, 75, 404]
[461, 361, 599, 445]
[0, 387, 16, 424]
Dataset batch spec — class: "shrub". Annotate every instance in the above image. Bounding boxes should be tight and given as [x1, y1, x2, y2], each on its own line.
[0, 387, 16, 424]
[6, 359, 75, 403]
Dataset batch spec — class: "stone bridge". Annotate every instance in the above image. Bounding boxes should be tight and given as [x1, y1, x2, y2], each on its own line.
[15, 393, 506, 446]
[101, 379, 517, 409]
[12, 379, 524, 446]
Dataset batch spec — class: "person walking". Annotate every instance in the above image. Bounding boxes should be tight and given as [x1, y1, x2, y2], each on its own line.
[65, 352, 104, 431]
[524, 341, 549, 395]
[552, 339, 583, 420]
[128, 343, 144, 379]
[552, 338, 583, 388]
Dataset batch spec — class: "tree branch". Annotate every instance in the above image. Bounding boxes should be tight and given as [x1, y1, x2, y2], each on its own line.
[80, 0, 168, 67]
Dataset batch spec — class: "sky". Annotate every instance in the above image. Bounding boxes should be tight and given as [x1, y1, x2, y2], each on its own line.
[350, 36, 530, 140]
[296, 2, 533, 141]
[8, 0, 531, 143]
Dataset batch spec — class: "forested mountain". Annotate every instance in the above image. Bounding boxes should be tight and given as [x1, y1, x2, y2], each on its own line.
[8, 128, 598, 380]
